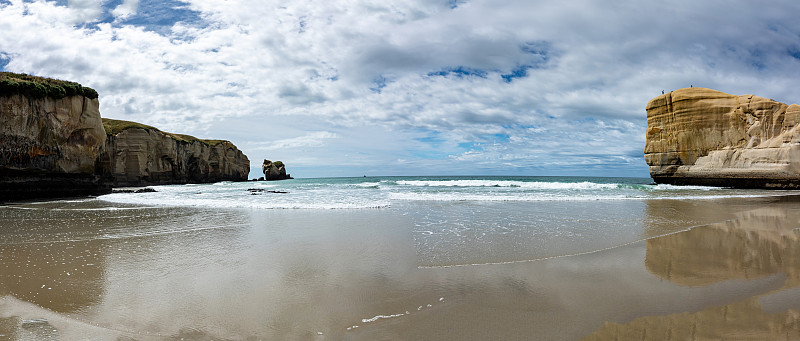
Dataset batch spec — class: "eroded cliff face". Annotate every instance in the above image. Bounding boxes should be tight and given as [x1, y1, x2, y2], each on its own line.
[645, 88, 800, 188]
[97, 119, 250, 186]
[0, 94, 109, 200]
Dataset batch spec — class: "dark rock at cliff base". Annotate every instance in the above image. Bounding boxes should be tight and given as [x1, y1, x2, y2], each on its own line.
[645, 87, 800, 189]
[112, 187, 157, 194]
[262, 159, 293, 181]
[0, 169, 111, 201]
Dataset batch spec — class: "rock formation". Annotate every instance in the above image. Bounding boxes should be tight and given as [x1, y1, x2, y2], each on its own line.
[0, 73, 109, 200]
[645, 87, 800, 188]
[97, 118, 250, 186]
[0, 72, 251, 201]
[262, 159, 292, 180]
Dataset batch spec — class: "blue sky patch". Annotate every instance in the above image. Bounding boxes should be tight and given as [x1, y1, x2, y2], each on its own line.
[458, 142, 481, 150]
[0, 53, 9, 71]
[789, 49, 800, 61]
[409, 150, 450, 159]
[501, 65, 531, 83]
[427, 66, 487, 78]
[118, 0, 204, 30]
[370, 75, 388, 93]
[501, 41, 554, 82]
[413, 130, 445, 147]
[448, 0, 467, 9]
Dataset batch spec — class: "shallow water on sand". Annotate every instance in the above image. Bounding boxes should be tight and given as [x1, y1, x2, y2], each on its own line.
[1, 190, 800, 339]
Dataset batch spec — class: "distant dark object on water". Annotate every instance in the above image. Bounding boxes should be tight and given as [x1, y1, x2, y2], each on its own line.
[112, 187, 157, 194]
[247, 188, 288, 194]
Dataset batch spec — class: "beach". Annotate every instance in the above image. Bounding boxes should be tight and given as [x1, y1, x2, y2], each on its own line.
[1, 177, 799, 340]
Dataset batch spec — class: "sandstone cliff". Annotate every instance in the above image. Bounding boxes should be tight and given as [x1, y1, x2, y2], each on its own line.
[97, 118, 250, 186]
[0, 73, 109, 200]
[645, 87, 800, 188]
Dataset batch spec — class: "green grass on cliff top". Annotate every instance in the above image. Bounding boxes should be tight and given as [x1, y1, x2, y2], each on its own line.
[102, 118, 229, 146]
[0, 72, 99, 99]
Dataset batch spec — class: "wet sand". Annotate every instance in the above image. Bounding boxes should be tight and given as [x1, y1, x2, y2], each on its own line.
[1, 196, 799, 340]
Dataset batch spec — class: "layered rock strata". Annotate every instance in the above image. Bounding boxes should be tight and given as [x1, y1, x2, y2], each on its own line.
[0, 93, 110, 200]
[645, 87, 800, 188]
[0, 73, 251, 201]
[97, 119, 250, 187]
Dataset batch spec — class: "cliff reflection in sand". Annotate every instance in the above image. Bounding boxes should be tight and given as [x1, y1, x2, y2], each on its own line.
[585, 197, 800, 340]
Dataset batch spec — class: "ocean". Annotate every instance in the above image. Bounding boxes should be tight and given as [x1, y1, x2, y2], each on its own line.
[97, 176, 789, 266]
[1, 176, 798, 339]
[99, 175, 786, 209]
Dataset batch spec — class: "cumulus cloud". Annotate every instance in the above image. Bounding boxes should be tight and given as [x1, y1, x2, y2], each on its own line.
[111, 0, 139, 20]
[2, 0, 800, 177]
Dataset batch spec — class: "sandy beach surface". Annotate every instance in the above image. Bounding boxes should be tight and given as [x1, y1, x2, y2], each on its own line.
[1, 190, 799, 340]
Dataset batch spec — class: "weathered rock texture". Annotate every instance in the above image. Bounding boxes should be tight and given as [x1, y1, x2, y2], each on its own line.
[262, 159, 292, 180]
[0, 93, 110, 200]
[97, 118, 250, 186]
[645, 87, 800, 188]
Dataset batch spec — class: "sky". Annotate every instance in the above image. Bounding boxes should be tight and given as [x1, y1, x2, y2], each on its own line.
[2, 0, 800, 179]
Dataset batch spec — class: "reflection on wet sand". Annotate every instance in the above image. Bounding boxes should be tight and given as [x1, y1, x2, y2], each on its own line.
[585, 297, 800, 340]
[2, 196, 800, 340]
[584, 198, 800, 340]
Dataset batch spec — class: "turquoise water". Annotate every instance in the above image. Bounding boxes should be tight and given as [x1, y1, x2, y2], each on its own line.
[93, 176, 788, 266]
[97, 176, 787, 210]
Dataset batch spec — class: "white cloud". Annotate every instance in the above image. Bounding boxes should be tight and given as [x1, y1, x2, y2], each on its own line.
[67, 0, 104, 23]
[111, 0, 139, 20]
[251, 131, 338, 151]
[2, 0, 800, 177]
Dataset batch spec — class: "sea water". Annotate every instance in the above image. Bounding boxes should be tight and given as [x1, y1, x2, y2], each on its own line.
[97, 176, 783, 209]
[95, 176, 788, 266]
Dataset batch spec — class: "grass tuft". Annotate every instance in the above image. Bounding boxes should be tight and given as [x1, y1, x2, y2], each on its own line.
[0, 72, 99, 99]
[102, 118, 229, 146]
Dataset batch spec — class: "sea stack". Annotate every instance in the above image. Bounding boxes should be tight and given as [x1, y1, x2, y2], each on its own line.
[644, 87, 800, 188]
[262, 159, 292, 180]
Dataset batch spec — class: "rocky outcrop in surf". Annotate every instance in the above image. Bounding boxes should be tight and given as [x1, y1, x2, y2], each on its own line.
[645, 87, 800, 188]
[96, 119, 250, 187]
[0, 73, 109, 200]
[262, 159, 292, 180]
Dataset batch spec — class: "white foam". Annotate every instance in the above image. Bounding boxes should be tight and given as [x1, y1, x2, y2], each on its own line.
[361, 313, 406, 323]
[353, 182, 381, 188]
[389, 192, 630, 202]
[98, 193, 391, 210]
[650, 184, 724, 191]
[396, 180, 618, 190]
